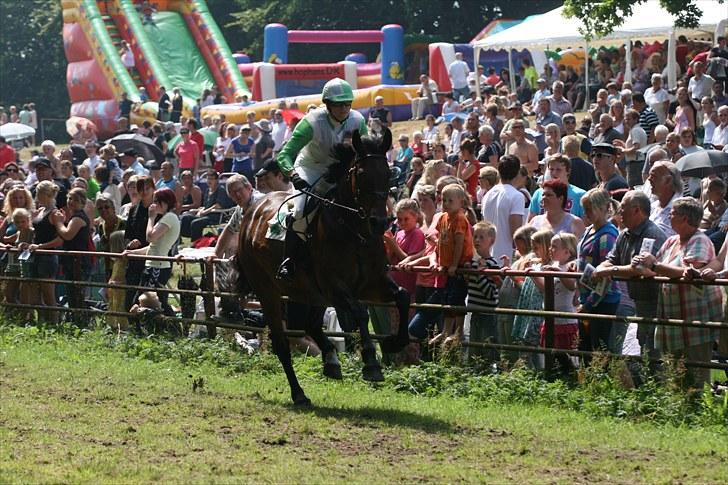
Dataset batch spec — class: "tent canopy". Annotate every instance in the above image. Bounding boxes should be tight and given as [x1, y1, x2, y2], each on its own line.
[475, 1, 727, 51]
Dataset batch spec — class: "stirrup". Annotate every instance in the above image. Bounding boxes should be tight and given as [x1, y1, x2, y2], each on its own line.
[276, 258, 296, 281]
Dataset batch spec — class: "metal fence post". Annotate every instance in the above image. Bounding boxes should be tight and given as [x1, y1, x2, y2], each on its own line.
[202, 259, 217, 339]
[544, 275, 555, 372]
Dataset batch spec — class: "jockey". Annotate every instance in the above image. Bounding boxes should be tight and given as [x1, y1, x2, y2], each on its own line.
[275, 78, 368, 280]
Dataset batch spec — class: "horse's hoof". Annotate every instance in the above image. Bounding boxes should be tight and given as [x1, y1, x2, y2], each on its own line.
[362, 364, 385, 382]
[379, 335, 407, 354]
[323, 362, 343, 380]
[293, 393, 312, 407]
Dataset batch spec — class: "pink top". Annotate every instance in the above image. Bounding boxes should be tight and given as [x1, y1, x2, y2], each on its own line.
[390, 227, 425, 297]
[176, 140, 200, 169]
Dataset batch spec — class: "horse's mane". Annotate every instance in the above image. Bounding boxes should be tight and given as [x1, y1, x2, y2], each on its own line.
[326, 129, 392, 183]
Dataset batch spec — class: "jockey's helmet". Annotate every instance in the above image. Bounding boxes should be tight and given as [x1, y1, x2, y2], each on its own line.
[322, 78, 354, 104]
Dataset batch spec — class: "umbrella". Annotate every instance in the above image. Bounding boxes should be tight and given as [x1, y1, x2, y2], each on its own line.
[675, 149, 728, 178]
[437, 112, 468, 124]
[0, 122, 35, 142]
[167, 128, 218, 152]
[66, 116, 96, 138]
[281, 109, 305, 127]
[106, 133, 164, 163]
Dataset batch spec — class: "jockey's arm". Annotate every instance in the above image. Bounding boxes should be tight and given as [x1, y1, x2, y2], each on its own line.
[276, 118, 314, 176]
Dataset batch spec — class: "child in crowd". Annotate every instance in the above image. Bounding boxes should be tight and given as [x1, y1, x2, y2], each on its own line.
[129, 291, 165, 336]
[512, 229, 554, 369]
[497, 225, 537, 363]
[475, 165, 499, 212]
[700, 178, 727, 230]
[533, 233, 579, 369]
[1, 208, 34, 310]
[430, 183, 473, 346]
[375, 199, 426, 350]
[107, 231, 128, 332]
[466, 221, 501, 361]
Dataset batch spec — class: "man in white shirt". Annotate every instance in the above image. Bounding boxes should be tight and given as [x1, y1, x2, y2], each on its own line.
[481, 155, 526, 261]
[688, 61, 715, 102]
[647, 161, 682, 238]
[410, 74, 439, 120]
[529, 78, 551, 115]
[81, 141, 101, 172]
[447, 117, 463, 157]
[644, 74, 670, 124]
[271, 109, 287, 152]
[448, 52, 470, 102]
[711, 105, 728, 150]
[619, 109, 647, 186]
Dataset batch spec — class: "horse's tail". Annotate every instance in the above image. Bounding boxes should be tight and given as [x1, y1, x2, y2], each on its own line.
[234, 255, 251, 296]
[215, 256, 250, 297]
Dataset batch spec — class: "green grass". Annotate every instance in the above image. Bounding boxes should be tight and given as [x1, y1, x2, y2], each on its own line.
[1, 324, 727, 484]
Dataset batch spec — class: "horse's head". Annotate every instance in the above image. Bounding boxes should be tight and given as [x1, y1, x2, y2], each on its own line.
[350, 128, 392, 235]
[329, 128, 392, 237]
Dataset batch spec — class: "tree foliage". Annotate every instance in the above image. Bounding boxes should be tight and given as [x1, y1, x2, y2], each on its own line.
[224, 0, 562, 61]
[563, 0, 725, 41]
[0, 0, 68, 119]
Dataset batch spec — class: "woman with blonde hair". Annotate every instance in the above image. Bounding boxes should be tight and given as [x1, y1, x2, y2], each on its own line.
[609, 99, 625, 135]
[20, 181, 63, 324]
[543, 123, 562, 158]
[416, 159, 447, 188]
[577, 188, 620, 354]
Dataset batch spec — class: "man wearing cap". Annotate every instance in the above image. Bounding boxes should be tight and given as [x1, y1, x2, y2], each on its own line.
[0, 136, 17, 169]
[30, 158, 68, 208]
[529, 78, 551, 115]
[253, 119, 275, 173]
[369, 95, 392, 128]
[448, 52, 470, 102]
[275, 77, 368, 279]
[118, 148, 145, 176]
[592, 143, 628, 194]
[255, 159, 292, 193]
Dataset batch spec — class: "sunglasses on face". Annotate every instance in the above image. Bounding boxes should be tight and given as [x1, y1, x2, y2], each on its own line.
[6, 168, 17, 172]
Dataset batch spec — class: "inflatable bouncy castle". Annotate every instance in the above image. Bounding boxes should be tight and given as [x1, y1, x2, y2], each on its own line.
[62, 0, 249, 137]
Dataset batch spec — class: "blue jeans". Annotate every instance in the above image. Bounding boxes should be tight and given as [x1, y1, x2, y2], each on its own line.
[408, 287, 444, 339]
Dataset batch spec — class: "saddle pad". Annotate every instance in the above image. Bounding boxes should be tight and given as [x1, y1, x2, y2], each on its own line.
[266, 200, 294, 241]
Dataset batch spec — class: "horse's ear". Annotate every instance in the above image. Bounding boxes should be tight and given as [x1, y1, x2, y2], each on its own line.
[352, 129, 365, 157]
[381, 128, 392, 154]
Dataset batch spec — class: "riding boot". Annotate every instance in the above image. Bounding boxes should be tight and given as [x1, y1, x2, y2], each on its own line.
[276, 216, 304, 281]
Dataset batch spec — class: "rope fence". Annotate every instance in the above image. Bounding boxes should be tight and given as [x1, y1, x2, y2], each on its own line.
[1, 248, 727, 372]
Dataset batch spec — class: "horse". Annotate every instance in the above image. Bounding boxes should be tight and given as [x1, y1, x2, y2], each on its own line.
[236, 128, 410, 405]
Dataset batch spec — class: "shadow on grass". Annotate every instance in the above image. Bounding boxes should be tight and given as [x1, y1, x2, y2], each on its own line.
[258, 395, 456, 434]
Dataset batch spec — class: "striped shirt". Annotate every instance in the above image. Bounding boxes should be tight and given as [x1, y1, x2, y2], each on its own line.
[638, 106, 659, 138]
[466, 255, 500, 309]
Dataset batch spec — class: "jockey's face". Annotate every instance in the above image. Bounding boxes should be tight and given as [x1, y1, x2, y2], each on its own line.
[327, 102, 352, 123]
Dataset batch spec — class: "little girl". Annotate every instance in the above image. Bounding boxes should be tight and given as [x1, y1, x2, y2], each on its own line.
[107, 230, 128, 332]
[374, 199, 426, 348]
[2, 208, 34, 309]
[533, 233, 579, 370]
[430, 183, 473, 346]
[512, 229, 553, 369]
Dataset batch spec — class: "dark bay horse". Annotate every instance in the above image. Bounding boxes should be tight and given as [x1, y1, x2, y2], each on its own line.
[236, 129, 410, 405]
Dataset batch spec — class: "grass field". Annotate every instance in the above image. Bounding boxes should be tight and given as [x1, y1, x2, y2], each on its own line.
[1, 325, 727, 484]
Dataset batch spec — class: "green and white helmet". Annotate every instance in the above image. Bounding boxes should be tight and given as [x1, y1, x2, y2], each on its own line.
[322, 78, 354, 103]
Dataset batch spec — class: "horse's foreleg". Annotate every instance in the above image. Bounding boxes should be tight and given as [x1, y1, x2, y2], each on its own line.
[352, 301, 384, 382]
[379, 281, 410, 354]
[265, 298, 310, 406]
[306, 305, 342, 380]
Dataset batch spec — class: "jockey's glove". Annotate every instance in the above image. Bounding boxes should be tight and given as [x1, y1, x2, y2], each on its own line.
[291, 173, 310, 191]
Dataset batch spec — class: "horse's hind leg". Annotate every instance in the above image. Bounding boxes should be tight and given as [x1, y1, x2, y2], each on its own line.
[305, 305, 342, 380]
[263, 296, 310, 406]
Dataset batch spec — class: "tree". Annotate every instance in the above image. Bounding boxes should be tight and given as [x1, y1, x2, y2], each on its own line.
[226, 0, 562, 61]
[563, 0, 725, 40]
[0, 0, 68, 121]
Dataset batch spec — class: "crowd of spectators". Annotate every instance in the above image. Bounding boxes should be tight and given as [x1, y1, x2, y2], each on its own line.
[1, 34, 727, 387]
[378, 36, 728, 387]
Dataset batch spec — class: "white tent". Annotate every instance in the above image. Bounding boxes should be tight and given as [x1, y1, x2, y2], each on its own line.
[474, 1, 728, 99]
